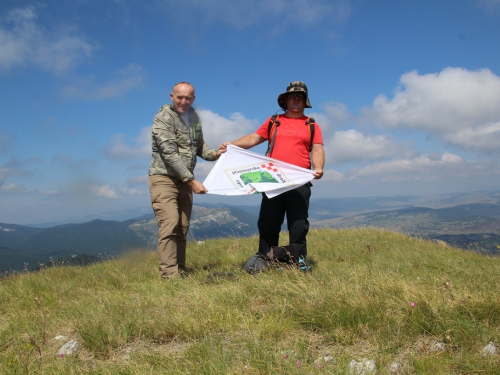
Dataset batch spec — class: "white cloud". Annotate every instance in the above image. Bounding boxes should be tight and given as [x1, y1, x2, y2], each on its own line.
[103, 109, 257, 161]
[476, 0, 500, 12]
[158, 0, 350, 31]
[120, 187, 143, 196]
[197, 110, 259, 148]
[90, 184, 144, 199]
[0, 157, 41, 189]
[320, 169, 344, 182]
[363, 67, 500, 154]
[61, 63, 146, 100]
[325, 130, 412, 164]
[38, 189, 61, 196]
[314, 156, 500, 198]
[127, 175, 148, 186]
[1, 182, 34, 194]
[444, 121, 500, 154]
[353, 153, 463, 180]
[91, 184, 119, 199]
[104, 125, 150, 160]
[0, 6, 96, 75]
[315, 101, 351, 128]
[193, 161, 216, 181]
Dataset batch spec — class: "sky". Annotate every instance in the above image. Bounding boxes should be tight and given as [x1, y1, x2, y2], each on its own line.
[1, 0, 499, 225]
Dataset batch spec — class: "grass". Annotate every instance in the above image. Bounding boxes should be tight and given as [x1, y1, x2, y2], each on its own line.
[1, 227, 500, 374]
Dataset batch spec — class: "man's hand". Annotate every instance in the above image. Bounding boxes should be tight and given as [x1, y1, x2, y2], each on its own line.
[221, 134, 266, 150]
[219, 142, 231, 152]
[213, 146, 227, 160]
[313, 168, 324, 180]
[187, 179, 208, 194]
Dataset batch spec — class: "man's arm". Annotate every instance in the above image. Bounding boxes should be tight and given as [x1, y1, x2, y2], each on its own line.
[152, 113, 193, 182]
[221, 133, 266, 150]
[311, 143, 325, 179]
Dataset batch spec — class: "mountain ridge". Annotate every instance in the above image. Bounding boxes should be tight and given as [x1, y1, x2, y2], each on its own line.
[1, 190, 499, 273]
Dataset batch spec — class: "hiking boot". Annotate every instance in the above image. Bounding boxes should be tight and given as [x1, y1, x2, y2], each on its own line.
[298, 256, 312, 273]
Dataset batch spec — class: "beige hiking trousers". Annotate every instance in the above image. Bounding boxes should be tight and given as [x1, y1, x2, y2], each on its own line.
[148, 175, 193, 279]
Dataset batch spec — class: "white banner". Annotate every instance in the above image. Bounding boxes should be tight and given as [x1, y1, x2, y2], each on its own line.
[203, 145, 314, 198]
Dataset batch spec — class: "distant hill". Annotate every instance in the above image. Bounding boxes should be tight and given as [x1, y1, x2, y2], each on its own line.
[313, 203, 500, 254]
[0, 206, 258, 273]
[1, 190, 499, 273]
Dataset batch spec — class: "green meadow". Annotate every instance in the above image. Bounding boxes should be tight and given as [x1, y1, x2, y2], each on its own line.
[1, 228, 500, 374]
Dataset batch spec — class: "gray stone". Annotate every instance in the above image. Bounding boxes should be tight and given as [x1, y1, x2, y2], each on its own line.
[58, 340, 78, 356]
[349, 358, 377, 374]
[482, 341, 497, 356]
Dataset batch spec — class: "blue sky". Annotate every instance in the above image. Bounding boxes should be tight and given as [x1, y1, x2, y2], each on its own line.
[1, 0, 499, 225]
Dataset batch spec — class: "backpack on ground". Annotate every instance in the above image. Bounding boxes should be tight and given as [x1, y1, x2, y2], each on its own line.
[243, 244, 311, 274]
[243, 252, 271, 274]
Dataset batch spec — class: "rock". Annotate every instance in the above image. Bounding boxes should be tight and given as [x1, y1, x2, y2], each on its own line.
[390, 362, 400, 373]
[323, 355, 335, 363]
[482, 341, 497, 356]
[314, 355, 336, 365]
[431, 342, 446, 352]
[58, 340, 78, 356]
[349, 358, 377, 374]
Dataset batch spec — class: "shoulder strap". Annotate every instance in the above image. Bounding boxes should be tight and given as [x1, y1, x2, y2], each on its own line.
[266, 115, 316, 156]
[265, 114, 280, 156]
[306, 117, 315, 152]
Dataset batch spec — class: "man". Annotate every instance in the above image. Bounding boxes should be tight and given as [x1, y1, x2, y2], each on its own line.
[222, 81, 325, 268]
[149, 82, 224, 279]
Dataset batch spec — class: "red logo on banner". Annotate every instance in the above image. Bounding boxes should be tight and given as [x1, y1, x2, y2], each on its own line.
[261, 163, 278, 172]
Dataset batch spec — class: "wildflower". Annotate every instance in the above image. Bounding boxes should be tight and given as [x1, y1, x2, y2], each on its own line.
[283, 354, 289, 359]
[411, 302, 416, 307]
[60, 353, 65, 358]
[296, 360, 301, 367]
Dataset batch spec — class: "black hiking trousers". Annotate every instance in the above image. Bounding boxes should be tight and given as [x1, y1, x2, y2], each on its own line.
[257, 183, 311, 258]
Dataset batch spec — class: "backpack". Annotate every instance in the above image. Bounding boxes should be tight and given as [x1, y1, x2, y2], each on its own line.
[243, 252, 271, 274]
[265, 114, 316, 156]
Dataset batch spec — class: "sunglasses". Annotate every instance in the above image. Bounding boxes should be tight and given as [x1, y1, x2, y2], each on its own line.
[288, 93, 306, 100]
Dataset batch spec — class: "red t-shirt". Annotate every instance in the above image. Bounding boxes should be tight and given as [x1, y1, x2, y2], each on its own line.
[256, 115, 323, 169]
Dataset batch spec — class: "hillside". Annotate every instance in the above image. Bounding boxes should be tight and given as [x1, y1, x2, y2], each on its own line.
[2, 191, 499, 273]
[312, 202, 500, 254]
[1, 228, 500, 374]
[0, 206, 258, 273]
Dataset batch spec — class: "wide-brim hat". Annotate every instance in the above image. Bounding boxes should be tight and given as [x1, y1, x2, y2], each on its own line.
[277, 81, 312, 110]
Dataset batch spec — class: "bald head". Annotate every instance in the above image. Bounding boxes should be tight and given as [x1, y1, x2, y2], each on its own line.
[170, 82, 195, 114]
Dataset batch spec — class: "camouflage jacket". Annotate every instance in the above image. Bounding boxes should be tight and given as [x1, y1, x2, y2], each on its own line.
[148, 104, 217, 182]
